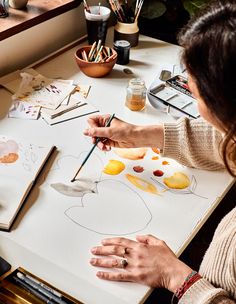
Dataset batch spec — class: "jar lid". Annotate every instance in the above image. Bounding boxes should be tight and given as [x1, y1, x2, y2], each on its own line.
[113, 40, 131, 50]
[129, 78, 145, 87]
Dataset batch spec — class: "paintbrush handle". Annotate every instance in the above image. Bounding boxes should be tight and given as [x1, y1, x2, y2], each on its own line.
[79, 140, 99, 169]
[83, 113, 115, 159]
[71, 113, 115, 182]
[104, 113, 115, 128]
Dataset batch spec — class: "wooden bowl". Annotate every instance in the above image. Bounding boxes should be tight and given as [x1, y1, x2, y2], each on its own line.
[74, 46, 117, 78]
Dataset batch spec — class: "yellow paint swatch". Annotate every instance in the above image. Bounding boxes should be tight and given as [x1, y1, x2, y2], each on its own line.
[126, 174, 158, 195]
[103, 160, 125, 175]
[164, 172, 190, 189]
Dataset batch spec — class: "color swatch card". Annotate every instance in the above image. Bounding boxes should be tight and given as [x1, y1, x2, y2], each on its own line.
[13, 71, 74, 110]
[8, 101, 40, 120]
[76, 84, 91, 98]
[40, 99, 82, 119]
[41, 98, 99, 125]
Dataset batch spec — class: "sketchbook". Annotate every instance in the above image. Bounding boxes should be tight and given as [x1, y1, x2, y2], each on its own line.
[0, 135, 55, 231]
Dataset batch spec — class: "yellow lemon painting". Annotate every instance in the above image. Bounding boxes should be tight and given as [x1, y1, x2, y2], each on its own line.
[103, 160, 125, 175]
[163, 172, 190, 189]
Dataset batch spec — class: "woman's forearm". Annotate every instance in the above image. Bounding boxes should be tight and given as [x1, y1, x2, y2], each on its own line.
[133, 124, 164, 149]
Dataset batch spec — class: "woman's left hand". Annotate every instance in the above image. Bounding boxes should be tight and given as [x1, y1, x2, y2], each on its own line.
[90, 235, 193, 292]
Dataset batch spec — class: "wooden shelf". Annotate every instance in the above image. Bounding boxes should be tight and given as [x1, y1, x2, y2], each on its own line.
[0, 0, 82, 41]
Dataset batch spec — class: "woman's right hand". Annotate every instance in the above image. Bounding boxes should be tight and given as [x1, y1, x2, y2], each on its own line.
[83, 114, 142, 151]
[83, 114, 164, 151]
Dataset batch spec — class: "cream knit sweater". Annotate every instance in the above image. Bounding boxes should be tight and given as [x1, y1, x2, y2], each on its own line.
[163, 118, 236, 304]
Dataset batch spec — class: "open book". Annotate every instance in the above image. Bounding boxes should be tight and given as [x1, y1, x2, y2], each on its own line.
[0, 135, 55, 231]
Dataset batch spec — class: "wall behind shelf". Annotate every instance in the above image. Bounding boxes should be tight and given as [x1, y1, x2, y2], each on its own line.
[0, 0, 102, 76]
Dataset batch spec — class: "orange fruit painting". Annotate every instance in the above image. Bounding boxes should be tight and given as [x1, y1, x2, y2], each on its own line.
[0, 153, 18, 163]
[0, 140, 19, 164]
[114, 148, 147, 160]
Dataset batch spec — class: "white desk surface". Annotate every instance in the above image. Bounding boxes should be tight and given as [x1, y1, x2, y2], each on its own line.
[0, 28, 234, 304]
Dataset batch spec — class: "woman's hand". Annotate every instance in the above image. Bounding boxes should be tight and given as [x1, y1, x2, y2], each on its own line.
[83, 114, 164, 151]
[83, 114, 141, 151]
[90, 235, 192, 293]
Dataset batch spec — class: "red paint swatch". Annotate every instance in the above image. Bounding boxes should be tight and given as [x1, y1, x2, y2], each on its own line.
[153, 170, 164, 177]
[133, 166, 144, 173]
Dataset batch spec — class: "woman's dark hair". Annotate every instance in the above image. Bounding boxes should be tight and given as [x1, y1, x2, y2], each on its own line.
[178, 0, 236, 176]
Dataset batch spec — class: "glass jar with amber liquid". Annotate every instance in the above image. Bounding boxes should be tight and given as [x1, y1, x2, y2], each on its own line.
[125, 78, 146, 111]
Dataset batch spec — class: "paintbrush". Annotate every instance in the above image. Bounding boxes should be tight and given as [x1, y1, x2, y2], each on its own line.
[70, 113, 115, 182]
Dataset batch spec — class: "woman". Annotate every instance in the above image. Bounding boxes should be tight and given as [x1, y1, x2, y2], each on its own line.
[84, 1, 236, 302]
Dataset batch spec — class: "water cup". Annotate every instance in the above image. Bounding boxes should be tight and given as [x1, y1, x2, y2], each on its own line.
[85, 6, 111, 45]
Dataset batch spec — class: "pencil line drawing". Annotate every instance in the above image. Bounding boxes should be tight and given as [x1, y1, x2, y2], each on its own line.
[64, 179, 153, 236]
[45, 148, 210, 235]
[46, 152, 153, 235]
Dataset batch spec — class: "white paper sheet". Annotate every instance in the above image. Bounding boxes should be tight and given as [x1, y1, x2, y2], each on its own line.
[2, 146, 233, 302]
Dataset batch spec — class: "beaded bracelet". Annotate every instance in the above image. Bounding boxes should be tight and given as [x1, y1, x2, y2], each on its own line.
[171, 270, 202, 304]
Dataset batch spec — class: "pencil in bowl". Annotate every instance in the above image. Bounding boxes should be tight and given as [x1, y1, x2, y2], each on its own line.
[74, 44, 117, 78]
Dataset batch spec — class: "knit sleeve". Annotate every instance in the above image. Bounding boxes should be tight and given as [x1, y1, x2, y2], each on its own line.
[162, 117, 225, 170]
[179, 208, 236, 303]
[179, 278, 235, 304]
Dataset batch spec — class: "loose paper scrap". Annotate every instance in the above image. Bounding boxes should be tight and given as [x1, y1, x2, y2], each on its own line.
[60, 85, 91, 105]
[0, 68, 41, 94]
[8, 101, 40, 120]
[61, 86, 78, 105]
[41, 101, 99, 125]
[40, 99, 81, 119]
[13, 71, 74, 110]
[0, 70, 22, 94]
[76, 85, 91, 98]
